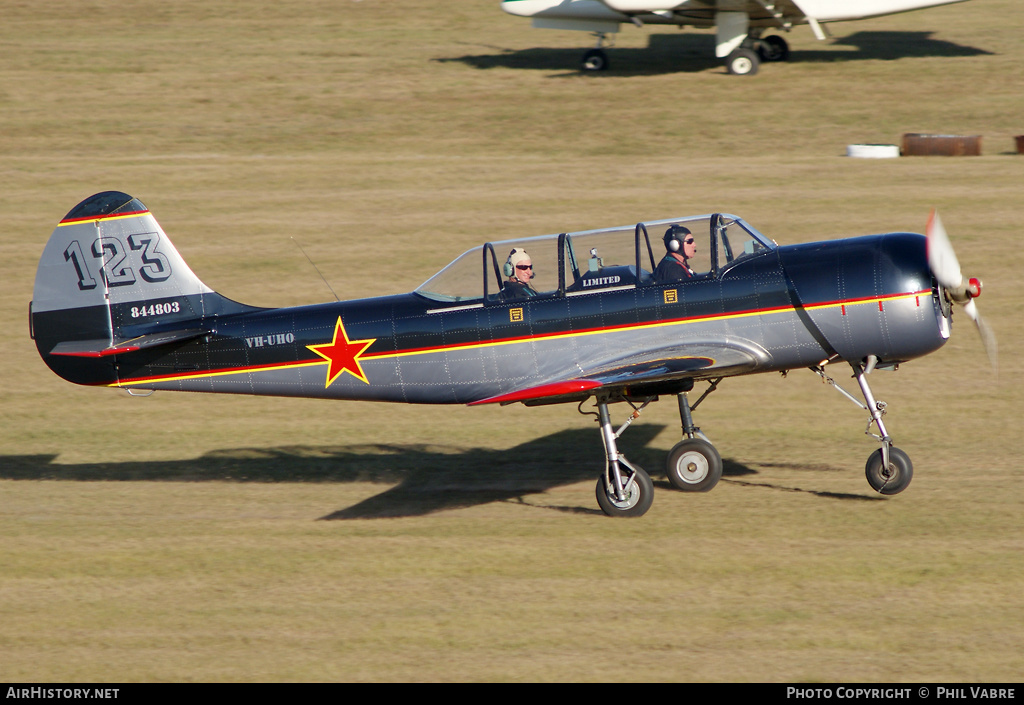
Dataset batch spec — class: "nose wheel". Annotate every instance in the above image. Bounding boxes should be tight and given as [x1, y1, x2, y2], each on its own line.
[865, 446, 913, 495]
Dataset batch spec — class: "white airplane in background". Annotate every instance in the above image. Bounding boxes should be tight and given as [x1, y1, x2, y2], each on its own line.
[500, 0, 971, 75]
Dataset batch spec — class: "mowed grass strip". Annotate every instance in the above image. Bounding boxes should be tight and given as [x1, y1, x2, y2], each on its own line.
[1, 0, 1022, 682]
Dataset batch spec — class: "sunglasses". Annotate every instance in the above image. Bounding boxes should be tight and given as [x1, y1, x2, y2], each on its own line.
[683, 238, 695, 244]
[516, 264, 533, 270]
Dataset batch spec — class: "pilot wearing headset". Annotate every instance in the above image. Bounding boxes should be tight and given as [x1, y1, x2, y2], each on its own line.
[654, 225, 697, 283]
[501, 248, 537, 300]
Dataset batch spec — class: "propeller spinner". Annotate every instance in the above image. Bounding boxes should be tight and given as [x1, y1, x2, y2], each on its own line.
[926, 211, 997, 369]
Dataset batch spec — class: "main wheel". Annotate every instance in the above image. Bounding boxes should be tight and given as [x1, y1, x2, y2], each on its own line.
[726, 48, 759, 76]
[865, 447, 914, 495]
[582, 48, 609, 72]
[596, 465, 653, 517]
[666, 438, 723, 492]
[758, 35, 790, 62]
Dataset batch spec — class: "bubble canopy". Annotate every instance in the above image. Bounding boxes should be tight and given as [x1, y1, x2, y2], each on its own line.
[413, 214, 776, 304]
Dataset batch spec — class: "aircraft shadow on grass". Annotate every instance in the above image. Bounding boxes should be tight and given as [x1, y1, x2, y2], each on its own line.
[2, 424, 874, 518]
[440, 31, 991, 76]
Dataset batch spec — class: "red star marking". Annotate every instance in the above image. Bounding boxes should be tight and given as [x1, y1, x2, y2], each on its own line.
[307, 317, 376, 387]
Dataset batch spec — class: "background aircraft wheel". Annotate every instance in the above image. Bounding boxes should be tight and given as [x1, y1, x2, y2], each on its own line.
[596, 466, 653, 517]
[582, 49, 609, 72]
[726, 48, 759, 76]
[865, 447, 914, 495]
[758, 35, 790, 62]
[666, 438, 722, 492]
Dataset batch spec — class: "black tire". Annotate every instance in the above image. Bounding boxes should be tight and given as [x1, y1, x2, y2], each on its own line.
[582, 49, 609, 72]
[726, 48, 759, 76]
[758, 35, 790, 62]
[596, 465, 654, 517]
[865, 447, 914, 495]
[666, 438, 723, 492]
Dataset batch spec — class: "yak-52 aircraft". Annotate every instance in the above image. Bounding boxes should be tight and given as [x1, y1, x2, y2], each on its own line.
[31, 191, 994, 516]
[501, 0, 972, 75]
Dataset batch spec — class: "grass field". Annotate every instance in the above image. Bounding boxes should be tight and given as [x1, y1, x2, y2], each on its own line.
[1, 0, 1022, 682]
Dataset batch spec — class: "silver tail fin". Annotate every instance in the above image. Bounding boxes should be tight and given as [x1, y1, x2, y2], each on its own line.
[30, 191, 258, 386]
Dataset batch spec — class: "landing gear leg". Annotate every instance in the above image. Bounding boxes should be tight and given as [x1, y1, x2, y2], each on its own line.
[666, 381, 723, 492]
[814, 360, 913, 495]
[851, 362, 913, 495]
[581, 33, 611, 72]
[594, 398, 654, 517]
[717, 11, 760, 75]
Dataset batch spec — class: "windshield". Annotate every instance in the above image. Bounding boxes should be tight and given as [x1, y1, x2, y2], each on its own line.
[715, 215, 776, 266]
[413, 246, 484, 303]
[414, 232, 560, 303]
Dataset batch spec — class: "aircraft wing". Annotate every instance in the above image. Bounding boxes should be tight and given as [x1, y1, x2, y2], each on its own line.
[596, 0, 812, 21]
[469, 339, 770, 406]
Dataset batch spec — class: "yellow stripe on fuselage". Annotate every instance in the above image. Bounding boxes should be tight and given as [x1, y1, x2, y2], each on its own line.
[57, 211, 150, 227]
[110, 290, 929, 387]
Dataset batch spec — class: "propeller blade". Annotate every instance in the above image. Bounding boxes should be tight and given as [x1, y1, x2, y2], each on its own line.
[963, 299, 998, 371]
[926, 210, 963, 290]
[926, 211, 997, 371]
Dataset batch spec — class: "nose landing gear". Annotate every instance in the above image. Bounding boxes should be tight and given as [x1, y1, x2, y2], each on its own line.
[814, 358, 914, 495]
[865, 446, 914, 495]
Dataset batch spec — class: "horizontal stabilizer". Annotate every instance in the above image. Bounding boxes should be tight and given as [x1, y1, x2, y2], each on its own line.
[48, 328, 212, 358]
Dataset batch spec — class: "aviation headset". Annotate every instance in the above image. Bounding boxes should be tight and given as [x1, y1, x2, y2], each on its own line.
[664, 225, 692, 253]
[504, 248, 530, 278]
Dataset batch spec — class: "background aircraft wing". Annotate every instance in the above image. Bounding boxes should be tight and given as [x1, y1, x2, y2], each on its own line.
[470, 339, 770, 406]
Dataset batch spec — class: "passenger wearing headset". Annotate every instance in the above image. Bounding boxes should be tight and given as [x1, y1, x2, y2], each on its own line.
[501, 248, 537, 300]
[654, 225, 697, 283]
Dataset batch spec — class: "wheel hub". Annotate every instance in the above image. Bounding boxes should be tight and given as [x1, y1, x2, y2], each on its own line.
[606, 480, 640, 509]
[677, 452, 709, 483]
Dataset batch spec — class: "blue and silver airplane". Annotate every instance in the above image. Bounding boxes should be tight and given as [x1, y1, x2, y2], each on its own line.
[31, 192, 993, 516]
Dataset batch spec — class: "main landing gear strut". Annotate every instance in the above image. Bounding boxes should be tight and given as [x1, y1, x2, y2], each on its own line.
[593, 397, 655, 517]
[666, 380, 723, 493]
[589, 379, 724, 517]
